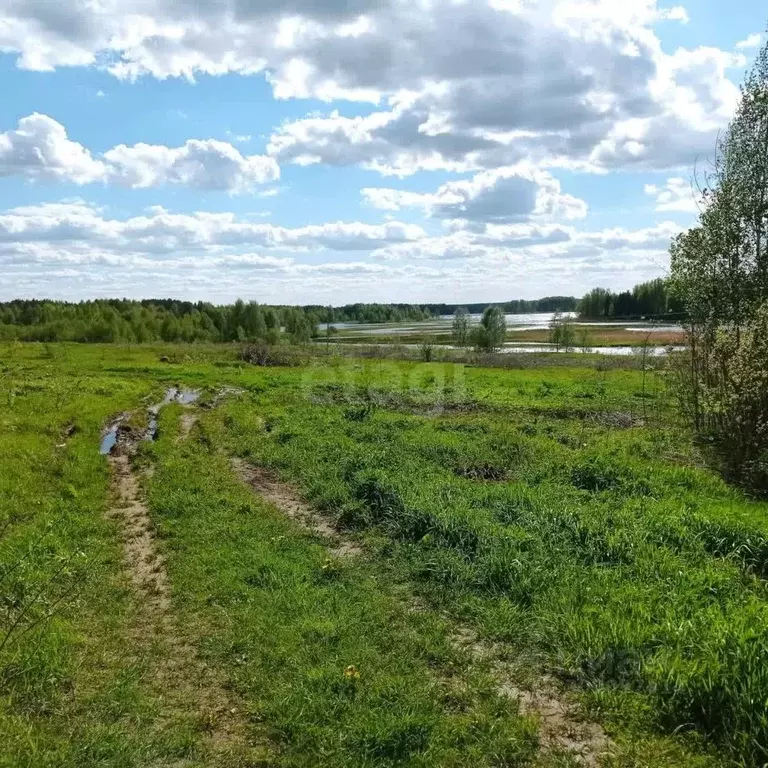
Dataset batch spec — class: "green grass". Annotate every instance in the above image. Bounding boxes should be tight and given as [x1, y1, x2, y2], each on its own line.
[145, 405, 542, 766]
[211, 359, 768, 765]
[3, 342, 768, 766]
[0, 344, 162, 767]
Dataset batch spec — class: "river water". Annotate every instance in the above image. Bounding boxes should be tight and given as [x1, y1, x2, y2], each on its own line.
[326, 313, 681, 336]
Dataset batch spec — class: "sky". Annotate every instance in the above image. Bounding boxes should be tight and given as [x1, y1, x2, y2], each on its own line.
[0, 0, 765, 305]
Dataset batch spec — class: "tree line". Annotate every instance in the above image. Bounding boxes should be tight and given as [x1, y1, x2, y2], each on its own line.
[0, 295, 588, 344]
[0, 299, 441, 342]
[0, 299, 319, 344]
[669, 32, 768, 495]
[426, 296, 577, 316]
[577, 278, 684, 319]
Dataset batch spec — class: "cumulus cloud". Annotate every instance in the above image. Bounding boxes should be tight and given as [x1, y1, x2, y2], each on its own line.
[0, 114, 279, 191]
[376, 221, 681, 262]
[363, 166, 587, 225]
[0, 0, 389, 79]
[644, 177, 700, 213]
[0, 201, 678, 302]
[269, 32, 743, 176]
[0, 201, 424, 255]
[0, 2, 742, 175]
[0, 1, 741, 301]
[258, 1, 744, 176]
[0, 113, 106, 184]
[736, 34, 762, 50]
[103, 139, 279, 191]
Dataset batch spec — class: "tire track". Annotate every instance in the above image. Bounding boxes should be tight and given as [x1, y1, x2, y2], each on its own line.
[104, 397, 265, 764]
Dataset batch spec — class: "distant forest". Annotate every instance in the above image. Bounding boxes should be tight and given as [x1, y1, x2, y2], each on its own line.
[0, 279, 679, 343]
[0, 296, 581, 344]
[422, 296, 578, 315]
[0, 299, 434, 344]
[577, 278, 683, 319]
[0, 299, 441, 343]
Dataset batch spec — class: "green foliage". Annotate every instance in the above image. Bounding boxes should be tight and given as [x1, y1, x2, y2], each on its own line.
[578, 278, 682, 319]
[670, 35, 768, 495]
[677, 303, 768, 490]
[671, 38, 768, 331]
[240, 341, 303, 367]
[425, 296, 578, 315]
[0, 299, 438, 345]
[472, 306, 507, 352]
[218, 355, 768, 764]
[549, 312, 577, 351]
[319, 303, 434, 324]
[145, 409, 540, 767]
[0, 355, 179, 767]
[7, 341, 767, 765]
[451, 307, 471, 347]
[419, 341, 435, 362]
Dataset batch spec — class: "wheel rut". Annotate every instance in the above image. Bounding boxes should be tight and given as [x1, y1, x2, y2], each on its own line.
[104, 396, 264, 764]
[232, 457, 362, 557]
[451, 627, 612, 765]
[232, 455, 611, 765]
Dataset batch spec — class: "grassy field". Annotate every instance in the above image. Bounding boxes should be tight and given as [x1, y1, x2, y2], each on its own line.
[2, 342, 768, 766]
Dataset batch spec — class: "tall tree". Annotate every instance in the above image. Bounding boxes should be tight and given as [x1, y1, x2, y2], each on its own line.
[670, 32, 768, 492]
[451, 307, 471, 347]
[673, 38, 768, 330]
[472, 306, 507, 352]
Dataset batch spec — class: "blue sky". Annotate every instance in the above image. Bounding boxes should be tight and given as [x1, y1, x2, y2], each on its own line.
[0, 0, 765, 304]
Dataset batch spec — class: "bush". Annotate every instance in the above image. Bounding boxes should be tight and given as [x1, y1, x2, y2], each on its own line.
[676, 303, 768, 493]
[419, 342, 434, 362]
[240, 341, 299, 367]
[549, 314, 576, 351]
[471, 307, 507, 352]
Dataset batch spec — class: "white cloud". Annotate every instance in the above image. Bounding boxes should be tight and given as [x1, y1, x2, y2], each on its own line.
[736, 34, 762, 50]
[0, 113, 106, 184]
[0, 202, 425, 255]
[0, 201, 678, 302]
[226, 131, 253, 143]
[644, 177, 700, 212]
[655, 6, 689, 23]
[262, 1, 742, 176]
[103, 139, 279, 191]
[0, 1, 743, 302]
[376, 221, 682, 262]
[269, 33, 743, 176]
[0, 114, 279, 192]
[0, 2, 743, 176]
[363, 166, 587, 225]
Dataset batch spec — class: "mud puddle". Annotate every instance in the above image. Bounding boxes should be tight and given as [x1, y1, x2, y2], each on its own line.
[100, 417, 125, 455]
[101, 389, 200, 453]
[146, 388, 200, 441]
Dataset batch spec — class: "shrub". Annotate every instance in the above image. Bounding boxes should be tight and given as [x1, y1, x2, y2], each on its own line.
[471, 307, 507, 352]
[240, 341, 299, 367]
[549, 314, 576, 351]
[677, 303, 768, 493]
